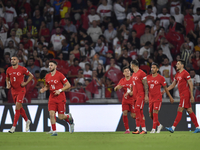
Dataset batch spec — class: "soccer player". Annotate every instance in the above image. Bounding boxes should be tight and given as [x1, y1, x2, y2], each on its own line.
[40, 60, 74, 136]
[147, 63, 174, 133]
[130, 60, 148, 134]
[6, 56, 34, 133]
[114, 66, 136, 134]
[165, 59, 200, 133]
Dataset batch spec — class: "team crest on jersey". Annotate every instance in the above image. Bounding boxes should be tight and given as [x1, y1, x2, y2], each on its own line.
[177, 77, 182, 81]
[154, 80, 158, 84]
[17, 72, 21, 76]
[54, 80, 58, 84]
[132, 76, 138, 80]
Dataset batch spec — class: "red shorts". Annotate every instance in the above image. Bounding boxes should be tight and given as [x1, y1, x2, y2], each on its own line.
[12, 92, 25, 104]
[48, 101, 66, 114]
[149, 100, 162, 113]
[179, 96, 191, 109]
[122, 100, 135, 113]
[135, 96, 144, 109]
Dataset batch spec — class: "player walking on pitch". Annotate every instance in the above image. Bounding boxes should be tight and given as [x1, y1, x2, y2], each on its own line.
[147, 63, 174, 133]
[114, 67, 136, 134]
[6, 56, 33, 133]
[165, 59, 200, 133]
[40, 60, 74, 136]
[130, 60, 149, 134]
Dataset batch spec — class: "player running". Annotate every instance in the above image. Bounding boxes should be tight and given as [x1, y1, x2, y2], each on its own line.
[6, 56, 33, 133]
[165, 59, 200, 133]
[130, 60, 149, 134]
[147, 63, 174, 133]
[114, 66, 136, 134]
[40, 60, 74, 136]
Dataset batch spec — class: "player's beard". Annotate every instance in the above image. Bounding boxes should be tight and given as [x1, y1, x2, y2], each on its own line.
[11, 63, 17, 66]
[50, 68, 55, 72]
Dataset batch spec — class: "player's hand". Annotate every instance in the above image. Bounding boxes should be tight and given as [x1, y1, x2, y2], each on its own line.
[114, 87, 118, 91]
[6, 84, 11, 89]
[54, 90, 61, 95]
[144, 95, 149, 103]
[21, 82, 27, 87]
[161, 90, 165, 95]
[191, 96, 195, 103]
[170, 97, 174, 104]
[124, 92, 128, 99]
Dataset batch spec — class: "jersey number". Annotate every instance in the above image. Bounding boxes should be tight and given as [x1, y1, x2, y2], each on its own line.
[133, 81, 135, 85]
[51, 85, 55, 89]
[13, 77, 16, 82]
[150, 84, 154, 89]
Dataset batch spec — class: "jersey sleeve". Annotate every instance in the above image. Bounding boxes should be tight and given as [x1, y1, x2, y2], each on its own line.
[140, 71, 147, 81]
[174, 73, 178, 81]
[23, 67, 30, 76]
[60, 73, 68, 84]
[160, 76, 167, 87]
[117, 78, 123, 86]
[184, 71, 191, 81]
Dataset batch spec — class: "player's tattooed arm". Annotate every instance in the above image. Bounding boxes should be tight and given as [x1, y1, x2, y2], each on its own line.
[187, 79, 194, 103]
[142, 78, 148, 96]
[163, 85, 174, 103]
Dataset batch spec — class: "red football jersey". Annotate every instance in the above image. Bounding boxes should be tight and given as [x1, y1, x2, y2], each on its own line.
[118, 77, 135, 102]
[131, 69, 146, 98]
[147, 74, 166, 102]
[6, 65, 30, 94]
[175, 70, 191, 97]
[45, 71, 68, 102]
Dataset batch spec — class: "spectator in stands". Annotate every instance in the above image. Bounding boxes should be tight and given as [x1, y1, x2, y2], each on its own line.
[104, 23, 117, 43]
[18, 43, 28, 56]
[119, 24, 129, 41]
[18, 7, 28, 28]
[63, 18, 77, 33]
[158, 7, 170, 30]
[156, 48, 168, 66]
[26, 58, 41, 76]
[180, 42, 192, 66]
[27, 31, 35, 46]
[174, 6, 184, 24]
[118, 47, 132, 64]
[61, 39, 70, 60]
[168, 16, 183, 33]
[0, 17, 8, 46]
[139, 41, 151, 58]
[128, 30, 140, 49]
[68, 53, 75, 66]
[196, 60, 200, 75]
[4, 0, 17, 28]
[68, 58, 81, 85]
[71, 0, 86, 16]
[97, 0, 112, 22]
[87, 20, 102, 43]
[105, 57, 120, 71]
[16, 49, 27, 67]
[190, 69, 200, 93]
[132, 15, 145, 38]
[0, 67, 6, 100]
[0, 1, 5, 18]
[5, 29, 20, 48]
[50, 27, 65, 51]
[53, 0, 62, 21]
[94, 38, 108, 64]
[43, 2, 54, 32]
[4, 41, 16, 57]
[151, 19, 161, 38]
[83, 63, 92, 80]
[39, 21, 50, 42]
[32, 9, 44, 31]
[74, 69, 85, 87]
[140, 25, 154, 47]
[21, 35, 33, 52]
[158, 37, 174, 63]
[41, 59, 50, 72]
[51, 21, 63, 36]
[70, 43, 81, 60]
[192, 0, 200, 14]
[190, 51, 200, 71]
[157, 0, 168, 14]
[23, 18, 38, 37]
[79, 28, 93, 47]
[1, 52, 11, 70]
[92, 52, 103, 70]
[97, 64, 105, 79]
[13, 22, 23, 39]
[80, 42, 95, 61]
[92, 69, 103, 98]
[126, 5, 141, 31]
[32, 50, 43, 67]
[194, 37, 200, 52]
[88, 7, 100, 26]
[87, 0, 97, 14]
[142, 5, 156, 27]
[113, 0, 126, 26]
[41, 46, 54, 61]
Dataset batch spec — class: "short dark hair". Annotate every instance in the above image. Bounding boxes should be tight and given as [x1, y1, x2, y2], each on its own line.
[145, 41, 151, 46]
[35, 70, 40, 74]
[12, 55, 19, 59]
[170, 16, 175, 21]
[158, 48, 163, 51]
[73, 58, 79, 63]
[49, 60, 58, 65]
[123, 66, 130, 72]
[152, 62, 159, 68]
[178, 59, 185, 67]
[147, 5, 152, 9]
[190, 69, 195, 72]
[131, 60, 139, 67]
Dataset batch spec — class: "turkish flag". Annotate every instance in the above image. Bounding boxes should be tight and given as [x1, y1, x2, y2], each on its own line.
[184, 14, 194, 35]
[54, 59, 69, 76]
[165, 31, 184, 55]
[85, 79, 99, 94]
[69, 91, 88, 103]
[105, 67, 124, 84]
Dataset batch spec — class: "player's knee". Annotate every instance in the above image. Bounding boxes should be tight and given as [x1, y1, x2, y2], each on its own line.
[187, 108, 193, 114]
[177, 107, 184, 112]
[58, 115, 63, 120]
[153, 110, 159, 114]
[131, 113, 136, 119]
[123, 111, 128, 116]
[49, 112, 55, 118]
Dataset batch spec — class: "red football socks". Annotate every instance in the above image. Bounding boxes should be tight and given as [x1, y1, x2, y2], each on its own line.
[173, 111, 182, 127]
[13, 110, 20, 127]
[20, 108, 28, 122]
[135, 108, 141, 127]
[52, 124, 56, 131]
[123, 115, 129, 130]
[189, 112, 199, 128]
[140, 109, 146, 128]
[64, 114, 70, 124]
[153, 113, 158, 129]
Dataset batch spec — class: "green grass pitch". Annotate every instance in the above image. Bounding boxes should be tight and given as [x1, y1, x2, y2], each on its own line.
[0, 132, 199, 150]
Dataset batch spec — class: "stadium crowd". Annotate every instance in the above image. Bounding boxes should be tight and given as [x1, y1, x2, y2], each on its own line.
[0, 0, 200, 103]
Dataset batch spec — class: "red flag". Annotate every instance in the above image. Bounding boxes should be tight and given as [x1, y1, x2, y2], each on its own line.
[105, 67, 124, 84]
[184, 14, 194, 35]
[85, 79, 99, 94]
[195, 89, 200, 102]
[166, 31, 184, 55]
[69, 91, 88, 103]
[54, 59, 69, 76]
